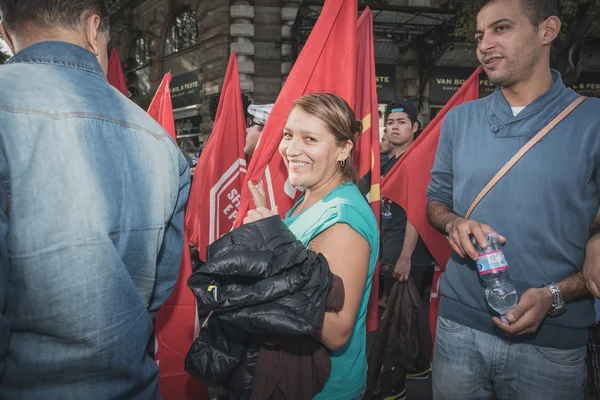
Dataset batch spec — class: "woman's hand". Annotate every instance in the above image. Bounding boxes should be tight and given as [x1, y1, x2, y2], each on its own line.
[248, 180, 268, 209]
[243, 180, 279, 224]
[243, 207, 279, 224]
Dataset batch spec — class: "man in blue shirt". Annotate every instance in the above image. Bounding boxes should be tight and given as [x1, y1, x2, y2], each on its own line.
[426, 0, 600, 398]
[0, 1, 189, 398]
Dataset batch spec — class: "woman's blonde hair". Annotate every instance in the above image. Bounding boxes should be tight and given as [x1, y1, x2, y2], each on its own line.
[291, 93, 360, 183]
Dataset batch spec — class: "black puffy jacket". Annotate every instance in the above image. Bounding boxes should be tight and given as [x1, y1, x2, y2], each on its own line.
[185, 216, 332, 400]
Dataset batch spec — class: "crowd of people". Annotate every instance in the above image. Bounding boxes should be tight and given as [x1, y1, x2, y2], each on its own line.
[2, 0, 600, 399]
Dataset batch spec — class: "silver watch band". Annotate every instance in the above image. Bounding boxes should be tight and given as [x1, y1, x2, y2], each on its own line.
[545, 282, 566, 316]
[547, 282, 561, 305]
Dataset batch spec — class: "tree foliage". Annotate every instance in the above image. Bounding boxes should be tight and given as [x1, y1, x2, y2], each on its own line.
[454, 0, 600, 85]
[0, 37, 10, 64]
[0, 50, 9, 65]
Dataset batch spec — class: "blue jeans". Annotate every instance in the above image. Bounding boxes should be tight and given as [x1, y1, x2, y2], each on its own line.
[432, 317, 587, 400]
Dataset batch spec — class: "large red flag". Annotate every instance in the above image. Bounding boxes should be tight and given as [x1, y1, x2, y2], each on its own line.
[185, 52, 247, 261]
[148, 74, 209, 400]
[148, 73, 176, 139]
[355, 7, 380, 333]
[380, 66, 482, 343]
[235, 0, 357, 226]
[107, 47, 128, 97]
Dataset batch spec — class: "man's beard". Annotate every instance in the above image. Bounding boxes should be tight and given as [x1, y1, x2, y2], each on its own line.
[487, 49, 539, 88]
[486, 59, 515, 87]
[488, 70, 516, 87]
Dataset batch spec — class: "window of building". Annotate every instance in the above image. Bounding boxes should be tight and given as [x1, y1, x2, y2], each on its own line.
[134, 33, 151, 68]
[164, 9, 199, 56]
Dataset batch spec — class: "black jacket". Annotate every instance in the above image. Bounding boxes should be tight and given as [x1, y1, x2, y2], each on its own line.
[366, 279, 421, 398]
[185, 216, 332, 400]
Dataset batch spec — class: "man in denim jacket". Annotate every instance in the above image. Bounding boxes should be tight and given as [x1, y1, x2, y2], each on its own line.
[0, 1, 190, 398]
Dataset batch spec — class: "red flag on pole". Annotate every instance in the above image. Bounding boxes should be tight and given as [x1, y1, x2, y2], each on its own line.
[107, 47, 128, 97]
[185, 52, 247, 261]
[148, 74, 209, 400]
[355, 7, 381, 333]
[380, 66, 482, 343]
[234, 0, 357, 227]
[148, 73, 176, 140]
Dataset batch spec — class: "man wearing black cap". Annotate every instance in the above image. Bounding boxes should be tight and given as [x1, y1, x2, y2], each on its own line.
[378, 99, 434, 400]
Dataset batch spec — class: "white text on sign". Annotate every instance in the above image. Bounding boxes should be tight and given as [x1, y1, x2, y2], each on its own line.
[223, 189, 241, 220]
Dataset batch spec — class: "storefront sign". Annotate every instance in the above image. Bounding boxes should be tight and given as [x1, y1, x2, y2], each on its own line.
[170, 69, 201, 109]
[175, 115, 202, 138]
[571, 72, 600, 92]
[430, 67, 495, 104]
[375, 64, 396, 103]
[431, 68, 600, 104]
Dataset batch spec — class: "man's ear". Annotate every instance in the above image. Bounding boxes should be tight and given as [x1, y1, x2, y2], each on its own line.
[539, 15, 561, 46]
[0, 22, 16, 55]
[412, 121, 419, 134]
[84, 14, 102, 55]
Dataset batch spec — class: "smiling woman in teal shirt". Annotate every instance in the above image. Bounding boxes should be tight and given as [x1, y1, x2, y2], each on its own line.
[244, 93, 379, 400]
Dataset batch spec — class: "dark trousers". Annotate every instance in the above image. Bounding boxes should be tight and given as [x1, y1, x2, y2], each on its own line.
[411, 265, 434, 370]
[588, 322, 600, 399]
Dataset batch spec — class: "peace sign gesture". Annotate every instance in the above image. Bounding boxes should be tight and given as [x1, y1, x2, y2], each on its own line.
[243, 181, 279, 224]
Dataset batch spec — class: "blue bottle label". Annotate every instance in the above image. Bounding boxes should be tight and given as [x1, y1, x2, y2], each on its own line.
[477, 250, 509, 275]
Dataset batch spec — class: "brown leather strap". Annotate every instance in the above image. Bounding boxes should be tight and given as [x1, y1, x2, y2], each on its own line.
[465, 96, 587, 219]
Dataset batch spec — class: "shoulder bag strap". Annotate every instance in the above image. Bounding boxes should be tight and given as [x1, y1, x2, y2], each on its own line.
[465, 96, 587, 219]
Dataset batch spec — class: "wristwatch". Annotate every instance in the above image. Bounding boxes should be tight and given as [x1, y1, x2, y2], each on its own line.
[544, 282, 567, 317]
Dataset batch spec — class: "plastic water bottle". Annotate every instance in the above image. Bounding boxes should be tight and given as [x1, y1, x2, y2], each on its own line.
[472, 233, 518, 323]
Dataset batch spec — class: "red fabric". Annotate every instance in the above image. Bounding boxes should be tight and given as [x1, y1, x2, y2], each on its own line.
[148, 73, 176, 140]
[234, 0, 358, 227]
[380, 66, 482, 344]
[148, 74, 209, 400]
[185, 52, 247, 260]
[154, 241, 208, 400]
[355, 8, 380, 333]
[107, 47, 128, 97]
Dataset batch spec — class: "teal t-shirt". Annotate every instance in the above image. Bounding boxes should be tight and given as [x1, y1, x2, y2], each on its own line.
[284, 183, 379, 400]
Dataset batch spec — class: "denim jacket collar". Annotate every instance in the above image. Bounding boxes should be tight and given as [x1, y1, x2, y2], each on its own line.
[6, 41, 106, 79]
[484, 69, 568, 126]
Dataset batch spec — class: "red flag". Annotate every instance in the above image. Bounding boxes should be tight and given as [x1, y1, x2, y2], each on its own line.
[149, 74, 209, 400]
[355, 8, 380, 333]
[107, 47, 128, 97]
[148, 73, 176, 140]
[185, 52, 247, 260]
[235, 0, 357, 226]
[380, 66, 482, 343]
[153, 243, 209, 400]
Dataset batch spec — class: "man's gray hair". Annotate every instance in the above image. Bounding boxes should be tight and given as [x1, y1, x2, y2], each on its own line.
[0, 0, 110, 34]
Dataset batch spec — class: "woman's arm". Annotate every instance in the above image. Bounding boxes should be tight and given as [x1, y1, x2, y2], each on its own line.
[311, 223, 370, 351]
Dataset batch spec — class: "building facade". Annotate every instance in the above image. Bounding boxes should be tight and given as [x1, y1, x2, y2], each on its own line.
[109, 0, 302, 145]
[108, 0, 600, 144]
